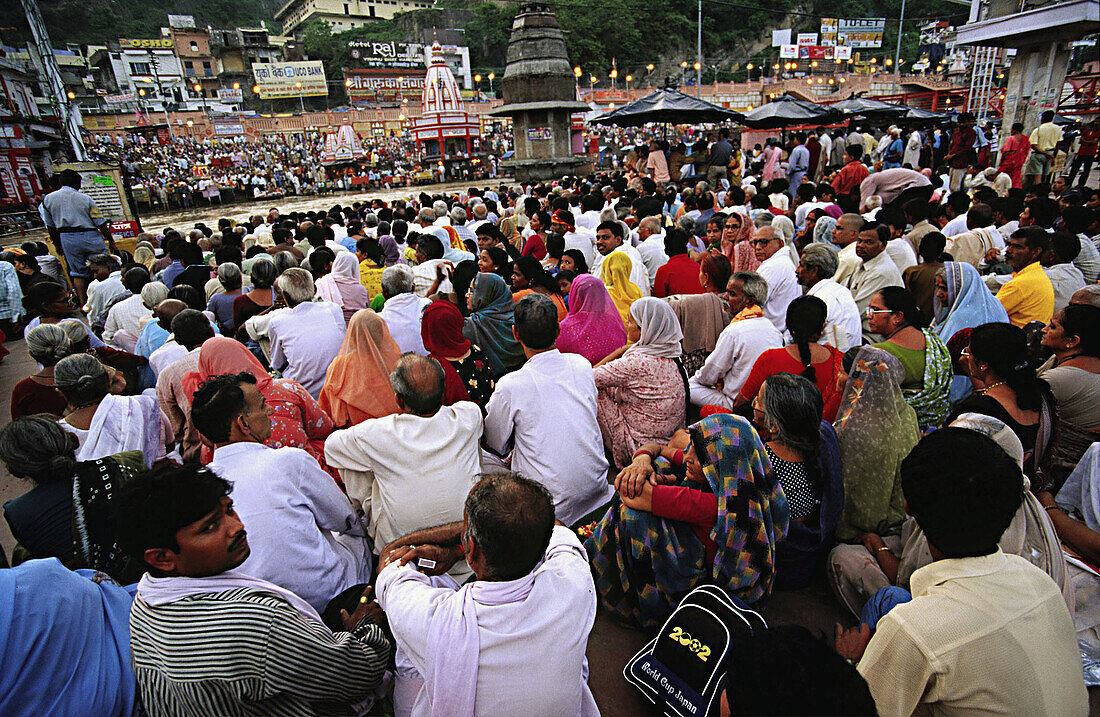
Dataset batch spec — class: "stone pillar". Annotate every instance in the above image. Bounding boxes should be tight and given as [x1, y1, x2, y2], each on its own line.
[1002, 41, 1071, 131]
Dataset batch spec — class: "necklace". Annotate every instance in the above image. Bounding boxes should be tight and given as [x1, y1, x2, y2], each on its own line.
[978, 380, 1007, 395]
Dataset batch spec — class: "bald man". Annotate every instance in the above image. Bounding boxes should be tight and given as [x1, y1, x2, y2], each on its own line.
[635, 214, 669, 282]
[146, 299, 192, 380]
[325, 354, 483, 569]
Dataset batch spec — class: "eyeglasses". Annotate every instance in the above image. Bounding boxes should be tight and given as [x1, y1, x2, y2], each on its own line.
[865, 307, 894, 318]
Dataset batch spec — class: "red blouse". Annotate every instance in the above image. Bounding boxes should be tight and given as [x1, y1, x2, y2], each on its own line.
[739, 345, 844, 422]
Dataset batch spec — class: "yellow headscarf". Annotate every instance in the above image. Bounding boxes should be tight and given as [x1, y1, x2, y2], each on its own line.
[600, 251, 643, 327]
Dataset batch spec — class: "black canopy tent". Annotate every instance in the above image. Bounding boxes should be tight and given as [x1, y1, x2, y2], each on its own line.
[827, 94, 910, 120]
[740, 94, 841, 130]
[589, 87, 744, 127]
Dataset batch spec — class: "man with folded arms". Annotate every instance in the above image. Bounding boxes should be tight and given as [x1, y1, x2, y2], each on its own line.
[377, 472, 599, 716]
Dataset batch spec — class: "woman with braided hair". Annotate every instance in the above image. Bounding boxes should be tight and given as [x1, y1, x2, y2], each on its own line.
[735, 296, 845, 421]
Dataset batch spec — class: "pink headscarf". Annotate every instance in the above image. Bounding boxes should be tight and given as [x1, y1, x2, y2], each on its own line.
[720, 211, 759, 273]
[556, 274, 627, 365]
[315, 251, 369, 324]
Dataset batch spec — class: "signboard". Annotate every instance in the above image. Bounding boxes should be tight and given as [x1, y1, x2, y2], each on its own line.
[217, 88, 244, 103]
[252, 61, 327, 100]
[820, 18, 884, 47]
[347, 40, 423, 69]
[54, 163, 133, 223]
[119, 38, 174, 49]
[155, 126, 171, 145]
[213, 122, 245, 136]
[779, 44, 799, 59]
[109, 220, 141, 241]
[167, 14, 196, 28]
[344, 68, 427, 102]
[105, 93, 135, 104]
[797, 33, 819, 46]
[771, 29, 792, 47]
[526, 127, 552, 141]
[799, 45, 834, 60]
[835, 46, 853, 60]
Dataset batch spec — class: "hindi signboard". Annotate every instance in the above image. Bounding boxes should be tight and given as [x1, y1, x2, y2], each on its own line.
[779, 44, 799, 59]
[797, 33, 819, 46]
[252, 61, 327, 100]
[838, 18, 885, 48]
[344, 68, 427, 103]
[217, 88, 244, 103]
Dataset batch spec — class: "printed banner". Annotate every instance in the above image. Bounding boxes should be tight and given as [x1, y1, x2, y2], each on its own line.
[252, 61, 327, 100]
[344, 68, 427, 102]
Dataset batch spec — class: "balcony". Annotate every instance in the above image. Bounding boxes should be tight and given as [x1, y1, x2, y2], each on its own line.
[956, 0, 1100, 46]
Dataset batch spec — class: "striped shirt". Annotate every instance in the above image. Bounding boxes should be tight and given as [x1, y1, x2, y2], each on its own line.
[130, 587, 390, 716]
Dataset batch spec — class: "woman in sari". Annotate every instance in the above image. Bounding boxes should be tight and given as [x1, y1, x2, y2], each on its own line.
[762, 139, 783, 184]
[463, 272, 525, 377]
[752, 373, 844, 589]
[585, 413, 789, 629]
[932, 261, 1011, 401]
[813, 215, 837, 246]
[0, 415, 144, 581]
[54, 354, 168, 468]
[867, 287, 953, 428]
[512, 256, 567, 320]
[601, 251, 643, 327]
[831, 413, 1071, 619]
[314, 251, 370, 325]
[421, 299, 497, 409]
[319, 309, 401, 427]
[557, 274, 627, 366]
[720, 210, 758, 273]
[666, 253, 732, 376]
[593, 298, 688, 468]
[833, 346, 920, 542]
[181, 336, 334, 467]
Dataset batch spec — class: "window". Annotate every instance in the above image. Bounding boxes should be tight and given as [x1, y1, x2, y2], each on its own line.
[184, 60, 195, 76]
[202, 61, 213, 76]
[129, 62, 151, 75]
[190, 41, 199, 52]
[344, 3, 350, 13]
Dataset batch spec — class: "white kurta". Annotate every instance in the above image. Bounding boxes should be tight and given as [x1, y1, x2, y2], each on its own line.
[689, 316, 783, 408]
[324, 403, 483, 548]
[756, 251, 801, 332]
[483, 350, 614, 525]
[268, 300, 347, 398]
[379, 292, 430, 356]
[376, 526, 600, 717]
[209, 442, 372, 612]
[806, 278, 863, 352]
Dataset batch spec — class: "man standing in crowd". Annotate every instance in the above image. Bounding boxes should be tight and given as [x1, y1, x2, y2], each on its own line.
[40, 169, 116, 304]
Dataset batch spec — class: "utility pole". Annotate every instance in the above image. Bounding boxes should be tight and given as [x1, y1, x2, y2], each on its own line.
[893, 0, 906, 94]
[696, 0, 703, 97]
[147, 51, 174, 138]
[21, 0, 86, 159]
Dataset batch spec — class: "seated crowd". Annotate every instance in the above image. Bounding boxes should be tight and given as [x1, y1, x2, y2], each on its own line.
[1, 161, 1099, 716]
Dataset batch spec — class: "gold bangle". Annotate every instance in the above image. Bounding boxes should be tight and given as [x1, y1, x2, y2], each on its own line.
[1044, 505, 1063, 513]
[876, 546, 892, 553]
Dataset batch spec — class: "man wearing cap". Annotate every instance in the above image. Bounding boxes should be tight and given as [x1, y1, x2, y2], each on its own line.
[41, 168, 117, 304]
[551, 209, 596, 269]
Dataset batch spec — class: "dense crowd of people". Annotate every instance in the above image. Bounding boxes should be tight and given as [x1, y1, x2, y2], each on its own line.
[0, 108, 1098, 715]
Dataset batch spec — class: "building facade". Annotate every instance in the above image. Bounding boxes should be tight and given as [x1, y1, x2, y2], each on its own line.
[275, 0, 436, 37]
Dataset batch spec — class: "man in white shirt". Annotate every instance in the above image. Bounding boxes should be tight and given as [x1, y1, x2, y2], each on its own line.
[591, 221, 650, 296]
[796, 244, 862, 351]
[267, 268, 346, 398]
[483, 295, 614, 526]
[85, 254, 128, 329]
[940, 192, 971, 238]
[945, 203, 1003, 268]
[575, 192, 604, 232]
[193, 372, 372, 612]
[325, 354, 481, 555]
[689, 271, 783, 409]
[831, 213, 865, 287]
[836, 429, 1087, 717]
[378, 265, 429, 355]
[751, 226, 800, 332]
[102, 266, 153, 348]
[634, 214, 668, 288]
[466, 203, 491, 234]
[410, 233, 452, 297]
[376, 473, 599, 717]
[848, 221, 905, 342]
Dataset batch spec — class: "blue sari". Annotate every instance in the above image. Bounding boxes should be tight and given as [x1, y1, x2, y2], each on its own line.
[585, 414, 789, 629]
[0, 559, 136, 717]
[462, 273, 524, 377]
[932, 262, 1010, 403]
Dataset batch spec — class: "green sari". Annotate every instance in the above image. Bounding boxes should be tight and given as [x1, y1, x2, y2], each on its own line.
[874, 328, 953, 429]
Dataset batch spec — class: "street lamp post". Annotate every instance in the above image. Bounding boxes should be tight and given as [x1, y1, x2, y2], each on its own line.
[573, 66, 581, 96]
[487, 72, 495, 96]
[693, 62, 701, 97]
[609, 68, 617, 90]
[475, 73, 482, 100]
[625, 74, 632, 90]
[295, 81, 304, 114]
[193, 83, 208, 114]
[645, 63, 654, 88]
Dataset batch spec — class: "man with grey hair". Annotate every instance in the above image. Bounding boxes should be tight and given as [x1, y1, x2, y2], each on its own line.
[468, 203, 490, 234]
[416, 207, 437, 233]
[752, 225, 801, 332]
[484, 295, 614, 525]
[375, 472, 598, 716]
[796, 243, 863, 351]
[635, 214, 668, 282]
[688, 270, 783, 409]
[432, 200, 449, 225]
[363, 212, 380, 238]
[450, 206, 476, 248]
[831, 213, 865, 287]
[1071, 285, 1100, 308]
[267, 267, 346, 398]
[84, 253, 126, 330]
[378, 265, 429, 356]
[325, 353, 482, 574]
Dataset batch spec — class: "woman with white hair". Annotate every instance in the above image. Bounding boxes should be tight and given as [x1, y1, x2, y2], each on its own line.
[11, 323, 70, 419]
[54, 353, 169, 467]
[206, 262, 246, 335]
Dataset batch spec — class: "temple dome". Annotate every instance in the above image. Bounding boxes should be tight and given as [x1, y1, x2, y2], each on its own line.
[421, 42, 463, 114]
